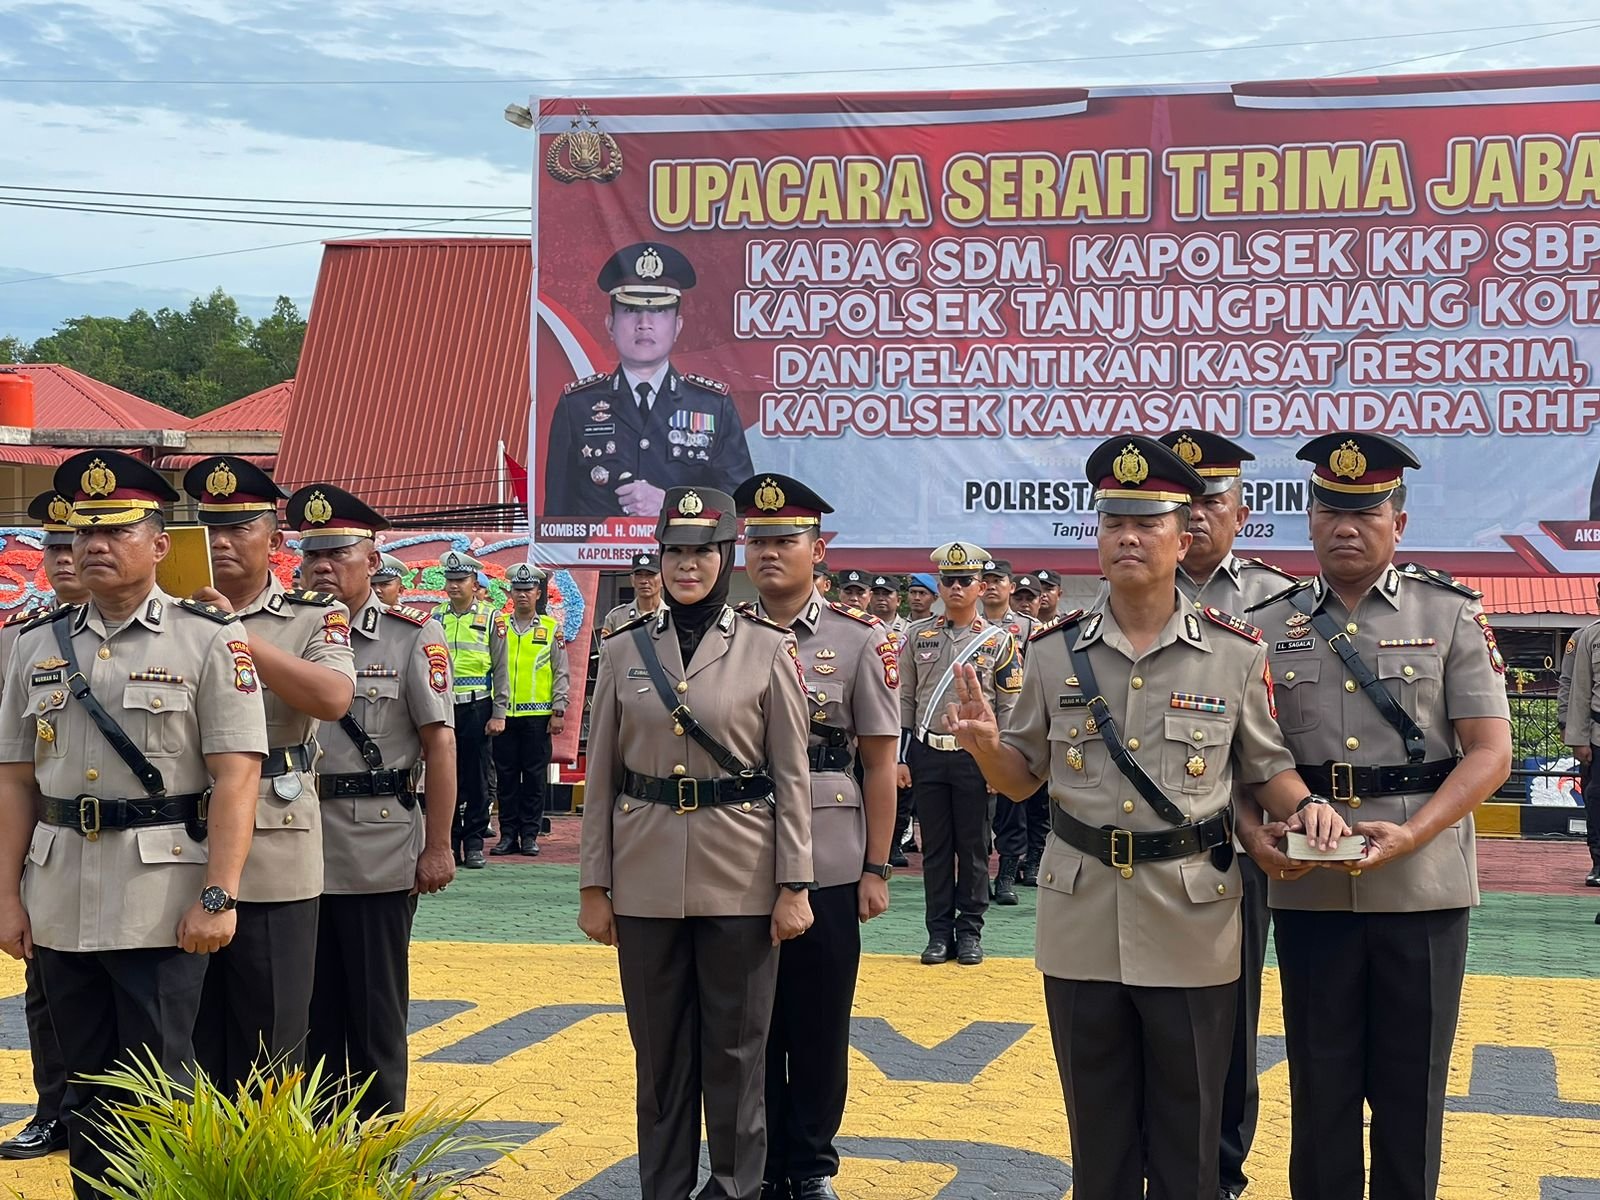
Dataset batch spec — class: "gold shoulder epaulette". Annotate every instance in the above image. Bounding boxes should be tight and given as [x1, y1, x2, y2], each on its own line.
[4, 604, 41, 627]
[384, 604, 431, 627]
[17, 605, 71, 632]
[1028, 609, 1084, 642]
[683, 372, 730, 396]
[1399, 562, 1481, 599]
[284, 589, 337, 607]
[827, 601, 880, 628]
[1201, 605, 1262, 643]
[176, 598, 238, 624]
[562, 371, 608, 396]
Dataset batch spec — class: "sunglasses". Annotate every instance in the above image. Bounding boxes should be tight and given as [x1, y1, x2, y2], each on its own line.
[941, 574, 978, 587]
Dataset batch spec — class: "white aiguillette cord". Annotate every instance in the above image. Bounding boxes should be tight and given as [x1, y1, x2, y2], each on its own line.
[915, 625, 1008, 741]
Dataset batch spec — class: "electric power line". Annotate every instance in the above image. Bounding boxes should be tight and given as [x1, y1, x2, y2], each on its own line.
[0, 185, 525, 209]
[0, 196, 530, 234]
[1327, 19, 1600, 76]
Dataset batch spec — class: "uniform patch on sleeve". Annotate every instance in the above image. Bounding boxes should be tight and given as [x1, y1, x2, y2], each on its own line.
[1474, 612, 1506, 675]
[424, 643, 450, 692]
[1263, 659, 1277, 719]
[1566, 637, 1577, 657]
[785, 639, 807, 692]
[227, 639, 258, 694]
[875, 639, 899, 690]
[322, 610, 351, 646]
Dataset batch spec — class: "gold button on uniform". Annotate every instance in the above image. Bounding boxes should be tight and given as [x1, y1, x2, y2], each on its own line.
[1045, 873, 1054, 884]
[1068, 728, 1079, 739]
[368, 687, 379, 697]
[1346, 736, 1360, 751]
[1403, 665, 1415, 677]
[1346, 622, 1358, 634]
[1127, 737, 1140, 751]
[741, 802, 753, 812]
[150, 698, 162, 709]
[97, 646, 111, 660]
[283, 814, 294, 825]
[675, 681, 688, 694]
[1350, 869, 1362, 877]
[172, 845, 182, 856]
[85, 769, 98, 782]
[1119, 866, 1134, 879]
[1192, 730, 1204, 743]
[1216, 883, 1226, 895]
[835, 793, 844, 803]
[1131, 677, 1143, 690]
[672, 764, 686, 776]
[621, 802, 631, 813]
[1345, 679, 1357, 692]
[1285, 671, 1296, 681]
[1349, 797, 1362, 808]
[380, 808, 390, 818]
[1123, 800, 1135, 813]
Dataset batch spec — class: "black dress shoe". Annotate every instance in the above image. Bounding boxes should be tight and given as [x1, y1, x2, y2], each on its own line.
[0, 1117, 66, 1159]
[955, 934, 984, 966]
[920, 939, 951, 965]
[793, 1178, 840, 1200]
[1586, 867, 1600, 887]
[760, 1181, 791, 1200]
[489, 836, 521, 856]
[462, 849, 487, 869]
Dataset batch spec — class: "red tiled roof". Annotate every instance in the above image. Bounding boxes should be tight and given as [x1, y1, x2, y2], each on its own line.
[187, 379, 294, 432]
[275, 239, 530, 511]
[5, 364, 190, 430]
[1457, 575, 1600, 617]
[0, 446, 73, 465]
[152, 453, 276, 471]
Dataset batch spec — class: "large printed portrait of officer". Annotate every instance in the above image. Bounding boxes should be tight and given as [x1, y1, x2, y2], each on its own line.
[542, 242, 754, 518]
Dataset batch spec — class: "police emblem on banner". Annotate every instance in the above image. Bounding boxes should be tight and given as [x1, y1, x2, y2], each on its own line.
[546, 104, 623, 184]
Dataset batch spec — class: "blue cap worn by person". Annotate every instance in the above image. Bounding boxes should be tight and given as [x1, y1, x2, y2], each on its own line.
[908, 573, 938, 593]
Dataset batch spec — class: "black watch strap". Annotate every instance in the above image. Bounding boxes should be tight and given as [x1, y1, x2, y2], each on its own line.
[864, 862, 892, 880]
[781, 881, 815, 892]
[1296, 794, 1331, 812]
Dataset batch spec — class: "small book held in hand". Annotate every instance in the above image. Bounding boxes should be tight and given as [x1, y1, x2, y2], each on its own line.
[1285, 831, 1367, 862]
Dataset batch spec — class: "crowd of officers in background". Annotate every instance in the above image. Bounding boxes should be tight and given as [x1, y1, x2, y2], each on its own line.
[0, 426, 1519, 1200]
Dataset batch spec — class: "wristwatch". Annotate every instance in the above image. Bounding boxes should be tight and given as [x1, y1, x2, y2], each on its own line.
[781, 882, 815, 893]
[1296, 794, 1332, 813]
[863, 862, 893, 881]
[200, 885, 237, 914]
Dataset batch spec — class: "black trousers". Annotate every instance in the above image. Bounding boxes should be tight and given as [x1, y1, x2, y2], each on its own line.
[1274, 907, 1470, 1200]
[452, 696, 493, 851]
[892, 784, 915, 850]
[1043, 974, 1235, 1200]
[194, 897, 320, 1089]
[1025, 786, 1050, 858]
[909, 740, 991, 940]
[1218, 854, 1270, 1195]
[616, 914, 779, 1200]
[36, 945, 209, 1200]
[306, 891, 417, 1121]
[1583, 747, 1600, 867]
[764, 884, 861, 1184]
[23, 956, 66, 1123]
[493, 714, 551, 842]
[993, 784, 1050, 859]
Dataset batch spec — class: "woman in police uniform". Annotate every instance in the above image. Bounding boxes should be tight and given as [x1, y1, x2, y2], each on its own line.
[579, 485, 814, 1200]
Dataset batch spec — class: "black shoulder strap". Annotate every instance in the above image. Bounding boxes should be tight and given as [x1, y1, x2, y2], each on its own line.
[1288, 587, 1426, 764]
[1060, 624, 1188, 826]
[338, 713, 385, 769]
[54, 618, 167, 797]
[630, 625, 757, 776]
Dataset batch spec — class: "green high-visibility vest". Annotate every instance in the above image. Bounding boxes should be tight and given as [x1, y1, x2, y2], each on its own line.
[434, 601, 493, 699]
[506, 614, 560, 716]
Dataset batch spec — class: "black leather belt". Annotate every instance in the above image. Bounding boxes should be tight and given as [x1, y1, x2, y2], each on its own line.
[261, 742, 315, 778]
[807, 745, 853, 772]
[1295, 758, 1457, 801]
[40, 793, 208, 838]
[318, 770, 418, 808]
[621, 770, 775, 813]
[1051, 804, 1233, 869]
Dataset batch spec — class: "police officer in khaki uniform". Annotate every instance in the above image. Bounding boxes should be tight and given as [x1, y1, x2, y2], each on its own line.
[1242, 432, 1512, 1200]
[372, 553, 409, 607]
[1003, 571, 1051, 891]
[181, 457, 357, 1088]
[0, 450, 268, 1198]
[978, 559, 1036, 906]
[866, 575, 906, 640]
[603, 551, 664, 634]
[0, 492, 85, 1162]
[579, 485, 814, 1200]
[432, 550, 509, 869]
[288, 484, 457, 1121]
[1157, 428, 1297, 1200]
[735, 473, 899, 1200]
[899, 541, 1021, 967]
[944, 435, 1342, 1200]
[1032, 569, 1063, 622]
[1560, 605, 1600, 886]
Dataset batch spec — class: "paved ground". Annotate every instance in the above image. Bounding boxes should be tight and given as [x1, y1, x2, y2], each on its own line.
[1, 822, 1596, 1197]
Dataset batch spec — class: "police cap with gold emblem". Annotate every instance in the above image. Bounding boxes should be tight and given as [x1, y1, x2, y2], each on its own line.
[732, 472, 833, 539]
[630, 551, 661, 575]
[1086, 436, 1205, 516]
[597, 242, 696, 310]
[54, 449, 178, 528]
[1159, 429, 1255, 497]
[506, 562, 547, 590]
[438, 550, 483, 580]
[284, 483, 390, 550]
[372, 553, 408, 582]
[1298, 431, 1420, 512]
[655, 487, 736, 546]
[27, 490, 77, 547]
[181, 455, 287, 525]
[931, 541, 989, 578]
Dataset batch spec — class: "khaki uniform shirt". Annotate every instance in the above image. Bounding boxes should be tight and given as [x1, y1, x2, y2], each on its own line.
[1180, 553, 1297, 616]
[0, 606, 51, 694]
[431, 600, 511, 719]
[235, 578, 356, 903]
[603, 601, 661, 635]
[900, 614, 1022, 737]
[756, 592, 901, 888]
[1255, 566, 1511, 913]
[580, 607, 814, 917]
[0, 587, 269, 952]
[1003, 598, 1293, 987]
[1560, 618, 1600, 745]
[318, 594, 454, 895]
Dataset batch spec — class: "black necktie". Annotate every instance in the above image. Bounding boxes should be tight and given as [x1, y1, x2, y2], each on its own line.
[635, 381, 652, 416]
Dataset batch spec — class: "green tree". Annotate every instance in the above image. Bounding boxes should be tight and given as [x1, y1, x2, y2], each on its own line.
[6, 290, 306, 417]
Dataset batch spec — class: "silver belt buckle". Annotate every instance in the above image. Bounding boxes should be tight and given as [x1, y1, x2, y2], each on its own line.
[925, 733, 958, 752]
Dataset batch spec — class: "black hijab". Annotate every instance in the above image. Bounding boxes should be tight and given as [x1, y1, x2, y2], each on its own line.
[663, 540, 736, 664]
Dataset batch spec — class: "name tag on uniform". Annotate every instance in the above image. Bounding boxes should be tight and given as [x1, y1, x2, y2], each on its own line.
[533, 628, 549, 642]
[584, 423, 615, 435]
[1274, 638, 1315, 653]
[1058, 694, 1089, 708]
[627, 667, 651, 679]
[30, 669, 63, 687]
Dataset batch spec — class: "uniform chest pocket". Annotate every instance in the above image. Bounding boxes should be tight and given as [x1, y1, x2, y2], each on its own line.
[354, 675, 403, 736]
[1162, 713, 1231, 795]
[1375, 651, 1443, 729]
[1274, 658, 1322, 734]
[26, 689, 68, 759]
[1049, 709, 1106, 787]
[122, 683, 191, 757]
[135, 826, 209, 865]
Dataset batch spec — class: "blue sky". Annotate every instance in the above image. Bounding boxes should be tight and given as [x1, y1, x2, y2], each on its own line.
[2, 0, 1599, 344]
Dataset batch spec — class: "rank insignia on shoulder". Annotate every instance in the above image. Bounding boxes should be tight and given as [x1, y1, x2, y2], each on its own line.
[562, 371, 608, 395]
[1201, 606, 1262, 642]
[1400, 562, 1481, 598]
[176, 598, 237, 623]
[4, 605, 40, 626]
[384, 605, 431, 626]
[682, 372, 729, 395]
[828, 601, 879, 627]
[1029, 609, 1084, 641]
[287, 589, 337, 607]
